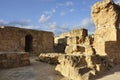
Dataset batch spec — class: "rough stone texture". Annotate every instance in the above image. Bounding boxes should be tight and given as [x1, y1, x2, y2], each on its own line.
[0, 26, 54, 55]
[54, 29, 90, 54]
[92, 0, 120, 63]
[53, 0, 120, 80]
[35, 0, 120, 80]
[38, 53, 62, 65]
[51, 29, 96, 80]
[55, 54, 114, 80]
[1, 1, 120, 80]
[54, 33, 69, 53]
[54, 32, 70, 45]
[55, 55, 87, 80]
[65, 28, 90, 54]
[0, 52, 30, 69]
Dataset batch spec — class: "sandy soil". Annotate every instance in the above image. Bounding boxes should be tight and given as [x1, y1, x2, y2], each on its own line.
[0, 57, 63, 80]
[0, 57, 120, 80]
[96, 65, 120, 80]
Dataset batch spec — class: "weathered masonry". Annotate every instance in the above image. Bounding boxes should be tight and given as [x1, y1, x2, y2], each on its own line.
[0, 26, 54, 55]
[92, 0, 120, 63]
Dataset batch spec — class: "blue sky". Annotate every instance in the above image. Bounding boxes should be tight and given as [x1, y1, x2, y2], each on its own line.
[0, 0, 119, 35]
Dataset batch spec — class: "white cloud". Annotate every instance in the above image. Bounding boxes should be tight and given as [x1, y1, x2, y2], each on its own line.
[60, 12, 65, 16]
[0, 19, 31, 27]
[20, 25, 41, 30]
[71, 18, 95, 34]
[39, 20, 70, 35]
[0, 19, 7, 26]
[0, 20, 5, 23]
[52, 9, 56, 13]
[48, 22, 57, 32]
[57, 3, 64, 7]
[38, 14, 50, 23]
[70, 8, 75, 12]
[66, 1, 74, 6]
[57, 1, 74, 7]
[42, 22, 58, 32]
[115, 0, 120, 4]
[44, 9, 56, 15]
[81, 18, 95, 34]
[0, 19, 41, 30]
[8, 20, 31, 26]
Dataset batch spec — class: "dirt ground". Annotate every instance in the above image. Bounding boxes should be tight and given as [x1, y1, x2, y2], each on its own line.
[0, 57, 64, 80]
[0, 57, 120, 80]
[96, 64, 120, 80]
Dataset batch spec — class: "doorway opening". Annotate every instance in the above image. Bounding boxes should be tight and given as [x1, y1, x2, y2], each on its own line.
[25, 34, 33, 52]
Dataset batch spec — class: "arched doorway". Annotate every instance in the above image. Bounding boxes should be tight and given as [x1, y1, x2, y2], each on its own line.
[25, 34, 33, 52]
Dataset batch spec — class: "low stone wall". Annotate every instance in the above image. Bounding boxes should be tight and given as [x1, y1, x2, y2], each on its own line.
[0, 52, 30, 69]
[38, 53, 63, 65]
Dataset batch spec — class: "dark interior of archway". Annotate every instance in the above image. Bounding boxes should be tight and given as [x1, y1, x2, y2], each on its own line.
[25, 35, 32, 52]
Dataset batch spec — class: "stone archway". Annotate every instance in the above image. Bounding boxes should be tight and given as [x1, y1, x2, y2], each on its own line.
[25, 34, 33, 52]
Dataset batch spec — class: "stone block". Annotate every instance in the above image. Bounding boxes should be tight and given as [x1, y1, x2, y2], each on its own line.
[38, 53, 61, 65]
[92, 0, 120, 62]
[70, 29, 88, 38]
[67, 37, 79, 44]
[0, 52, 30, 69]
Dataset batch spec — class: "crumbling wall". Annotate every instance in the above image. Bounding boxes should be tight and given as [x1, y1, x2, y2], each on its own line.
[38, 0, 120, 80]
[0, 26, 54, 55]
[65, 28, 95, 55]
[65, 28, 87, 54]
[55, 54, 114, 80]
[54, 29, 94, 54]
[54, 0, 120, 80]
[54, 32, 69, 53]
[92, 0, 120, 63]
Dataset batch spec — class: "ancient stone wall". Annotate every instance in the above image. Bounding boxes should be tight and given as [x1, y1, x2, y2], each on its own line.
[54, 28, 95, 55]
[65, 28, 94, 54]
[0, 26, 54, 55]
[54, 32, 69, 53]
[37, 0, 120, 80]
[92, 0, 120, 63]
[55, 54, 114, 80]
[0, 52, 30, 69]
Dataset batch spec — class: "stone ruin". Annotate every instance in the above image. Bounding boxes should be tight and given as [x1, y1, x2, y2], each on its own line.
[55, 29, 106, 80]
[0, 26, 54, 54]
[38, 0, 120, 80]
[0, 26, 54, 69]
[1, 0, 120, 79]
[92, 0, 120, 63]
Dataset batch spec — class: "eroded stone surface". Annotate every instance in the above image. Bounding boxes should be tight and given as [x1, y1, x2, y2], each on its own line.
[92, 0, 120, 63]
[54, 0, 120, 80]
[38, 53, 63, 65]
[55, 54, 114, 80]
[65, 28, 90, 54]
